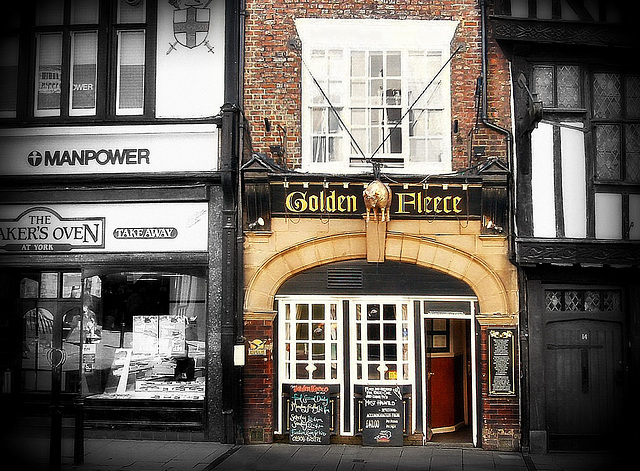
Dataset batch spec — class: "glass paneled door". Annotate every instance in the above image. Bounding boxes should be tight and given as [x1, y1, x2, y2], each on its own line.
[19, 272, 82, 394]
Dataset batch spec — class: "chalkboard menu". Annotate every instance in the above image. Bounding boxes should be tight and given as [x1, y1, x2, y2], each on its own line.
[488, 329, 516, 396]
[362, 386, 404, 446]
[289, 384, 331, 444]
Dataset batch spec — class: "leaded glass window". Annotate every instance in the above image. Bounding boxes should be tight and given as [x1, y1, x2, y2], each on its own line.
[592, 72, 640, 184]
[545, 289, 622, 312]
[532, 64, 582, 109]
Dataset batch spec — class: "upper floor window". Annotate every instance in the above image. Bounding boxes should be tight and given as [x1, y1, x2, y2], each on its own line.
[530, 62, 640, 240]
[297, 19, 457, 174]
[2, 0, 151, 121]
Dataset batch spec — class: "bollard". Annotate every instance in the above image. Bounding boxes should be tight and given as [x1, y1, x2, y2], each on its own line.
[74, 398, 85, 464]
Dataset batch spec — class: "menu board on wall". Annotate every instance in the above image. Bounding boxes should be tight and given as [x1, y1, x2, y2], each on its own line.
[288, 385, 331, 444]
[362, 386, 404, 446]
[488, 329, 516, 396]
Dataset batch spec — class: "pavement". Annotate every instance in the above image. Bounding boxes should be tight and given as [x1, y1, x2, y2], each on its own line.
[0, 434, 624, 471]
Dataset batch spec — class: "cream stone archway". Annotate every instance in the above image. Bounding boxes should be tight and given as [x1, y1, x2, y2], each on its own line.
[244, 231, 515, 317]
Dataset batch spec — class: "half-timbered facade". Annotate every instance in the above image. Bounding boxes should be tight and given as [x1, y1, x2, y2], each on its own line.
[490, 0, 639, 453]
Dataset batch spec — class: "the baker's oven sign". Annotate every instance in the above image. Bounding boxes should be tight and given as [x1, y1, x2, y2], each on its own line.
[0, 207, 105, 252]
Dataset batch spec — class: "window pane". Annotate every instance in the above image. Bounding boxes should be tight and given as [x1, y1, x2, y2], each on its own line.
[556, 65, 581, 108]
[383, 344, 397, 361]
[631, 195, 640, 240]
[36, 34, 62, 114]
[36, 0, 64, 26]
[70, 32, 98, 114]
[368, 344, 380, 361]
[296, 304, 308, 320]
[117, 31, 145, 114]
[626, 124, 640, 183]
[595, 193, 622, 239]
[383, 323, 396, 340]
[72, 0, 99, 24]
[367, 324, 380, 341]
[387, 52, 401, 77]
[627, 76, 640, 119]
[593, 73, 622, 119]
[532, 66, 553, 107]
[595, 125, 621, 180]
[312, 304, 324, 320]
[0, 36, 19, 115]
[118, 0, 146, 23]
[368, 364, 380, 380]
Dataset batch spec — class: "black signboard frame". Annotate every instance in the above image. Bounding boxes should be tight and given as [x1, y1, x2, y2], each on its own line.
[488, 328, 516, 396]
[361, 385, 405, 446]
[288, 384, 332, 444]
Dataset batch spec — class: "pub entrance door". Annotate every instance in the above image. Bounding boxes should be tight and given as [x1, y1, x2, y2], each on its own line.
[421, 301, 476, 446]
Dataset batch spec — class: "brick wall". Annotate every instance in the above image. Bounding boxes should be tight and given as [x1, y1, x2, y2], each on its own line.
[243, 318, 274, 443]
[479, 325, 521, 451]
[243, 0, 512, 170]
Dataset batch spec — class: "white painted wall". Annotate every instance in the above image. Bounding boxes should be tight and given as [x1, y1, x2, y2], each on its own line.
[560, 124, 587, 238]
[155, 0, 225, 118]
[531, 123, 556, 237]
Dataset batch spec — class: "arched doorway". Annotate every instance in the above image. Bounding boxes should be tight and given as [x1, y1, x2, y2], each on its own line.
[273, 260, 478, 445]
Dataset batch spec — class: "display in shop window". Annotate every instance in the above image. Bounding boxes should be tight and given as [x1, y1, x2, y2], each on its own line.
[80, 271, 206, 400]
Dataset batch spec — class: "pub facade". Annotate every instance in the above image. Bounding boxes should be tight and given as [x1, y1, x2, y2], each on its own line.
[241, 1, 520, 450]
[0, 0, 243, 444]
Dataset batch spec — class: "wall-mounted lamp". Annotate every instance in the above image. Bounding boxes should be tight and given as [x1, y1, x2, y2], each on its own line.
[248, 217, 265, 230]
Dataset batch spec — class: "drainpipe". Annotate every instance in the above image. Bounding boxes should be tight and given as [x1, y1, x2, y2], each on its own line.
[479, 0, 515, 255]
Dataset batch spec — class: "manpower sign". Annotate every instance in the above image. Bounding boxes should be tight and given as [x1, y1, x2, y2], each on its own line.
[0, 124, 218, 175]
[0, 203, 208, 253]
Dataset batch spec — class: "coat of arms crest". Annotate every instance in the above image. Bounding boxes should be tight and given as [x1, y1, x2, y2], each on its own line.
[167, 0, 214, 54]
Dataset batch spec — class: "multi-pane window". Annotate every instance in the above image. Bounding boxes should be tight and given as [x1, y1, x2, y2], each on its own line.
[592, 73, 640, 183]
[0, 6, 20, 118]
[282, 302, 340, 381]
[3, 0, 150, 121]
[353, 302, 411, 382]
[298, 19, 455, 174]
[307, 48, 446, 170]
[532, 64, 583, 109]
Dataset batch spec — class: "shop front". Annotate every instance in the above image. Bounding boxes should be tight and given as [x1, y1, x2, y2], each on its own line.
[242, 169, 521, 450]
[0, 196, 221, 437]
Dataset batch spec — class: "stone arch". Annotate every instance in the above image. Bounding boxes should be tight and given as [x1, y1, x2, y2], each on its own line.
[245, 231, 512, 316]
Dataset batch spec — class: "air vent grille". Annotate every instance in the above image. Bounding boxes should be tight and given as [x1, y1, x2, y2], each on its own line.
[327, 268, 363, 289]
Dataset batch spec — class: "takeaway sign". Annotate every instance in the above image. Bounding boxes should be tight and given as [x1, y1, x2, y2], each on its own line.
[0, 207, 105, 252]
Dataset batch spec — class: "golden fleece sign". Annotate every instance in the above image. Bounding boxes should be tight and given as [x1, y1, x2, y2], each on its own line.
[270, 181, 481, 220]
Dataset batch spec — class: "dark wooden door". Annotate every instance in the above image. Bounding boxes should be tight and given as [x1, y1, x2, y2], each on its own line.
[544, 319, 624, 449]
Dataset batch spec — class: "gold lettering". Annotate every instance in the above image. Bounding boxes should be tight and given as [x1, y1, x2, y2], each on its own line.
[424, 196, 432, 213]
[433, 196, 442, 213]
[443, 195, 451, 213]
[308, 195, 319, 212]
[346, 195, 357, 212]
[452, 196, 462, 213]
[285, 191, 308, 213]
[326, 191, 336, 212]
[397, 193, 417, 213]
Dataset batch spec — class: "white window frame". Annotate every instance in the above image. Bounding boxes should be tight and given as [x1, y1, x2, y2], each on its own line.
[296, 18, 458, 175]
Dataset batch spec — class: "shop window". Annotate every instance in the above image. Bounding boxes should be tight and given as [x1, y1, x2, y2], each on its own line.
[354, 302, 411, 382]
[19, 272, 82, 393]
[81, 271, 206, 400]
[282, 302, 340, 381]
[6, 0, 152, 121]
